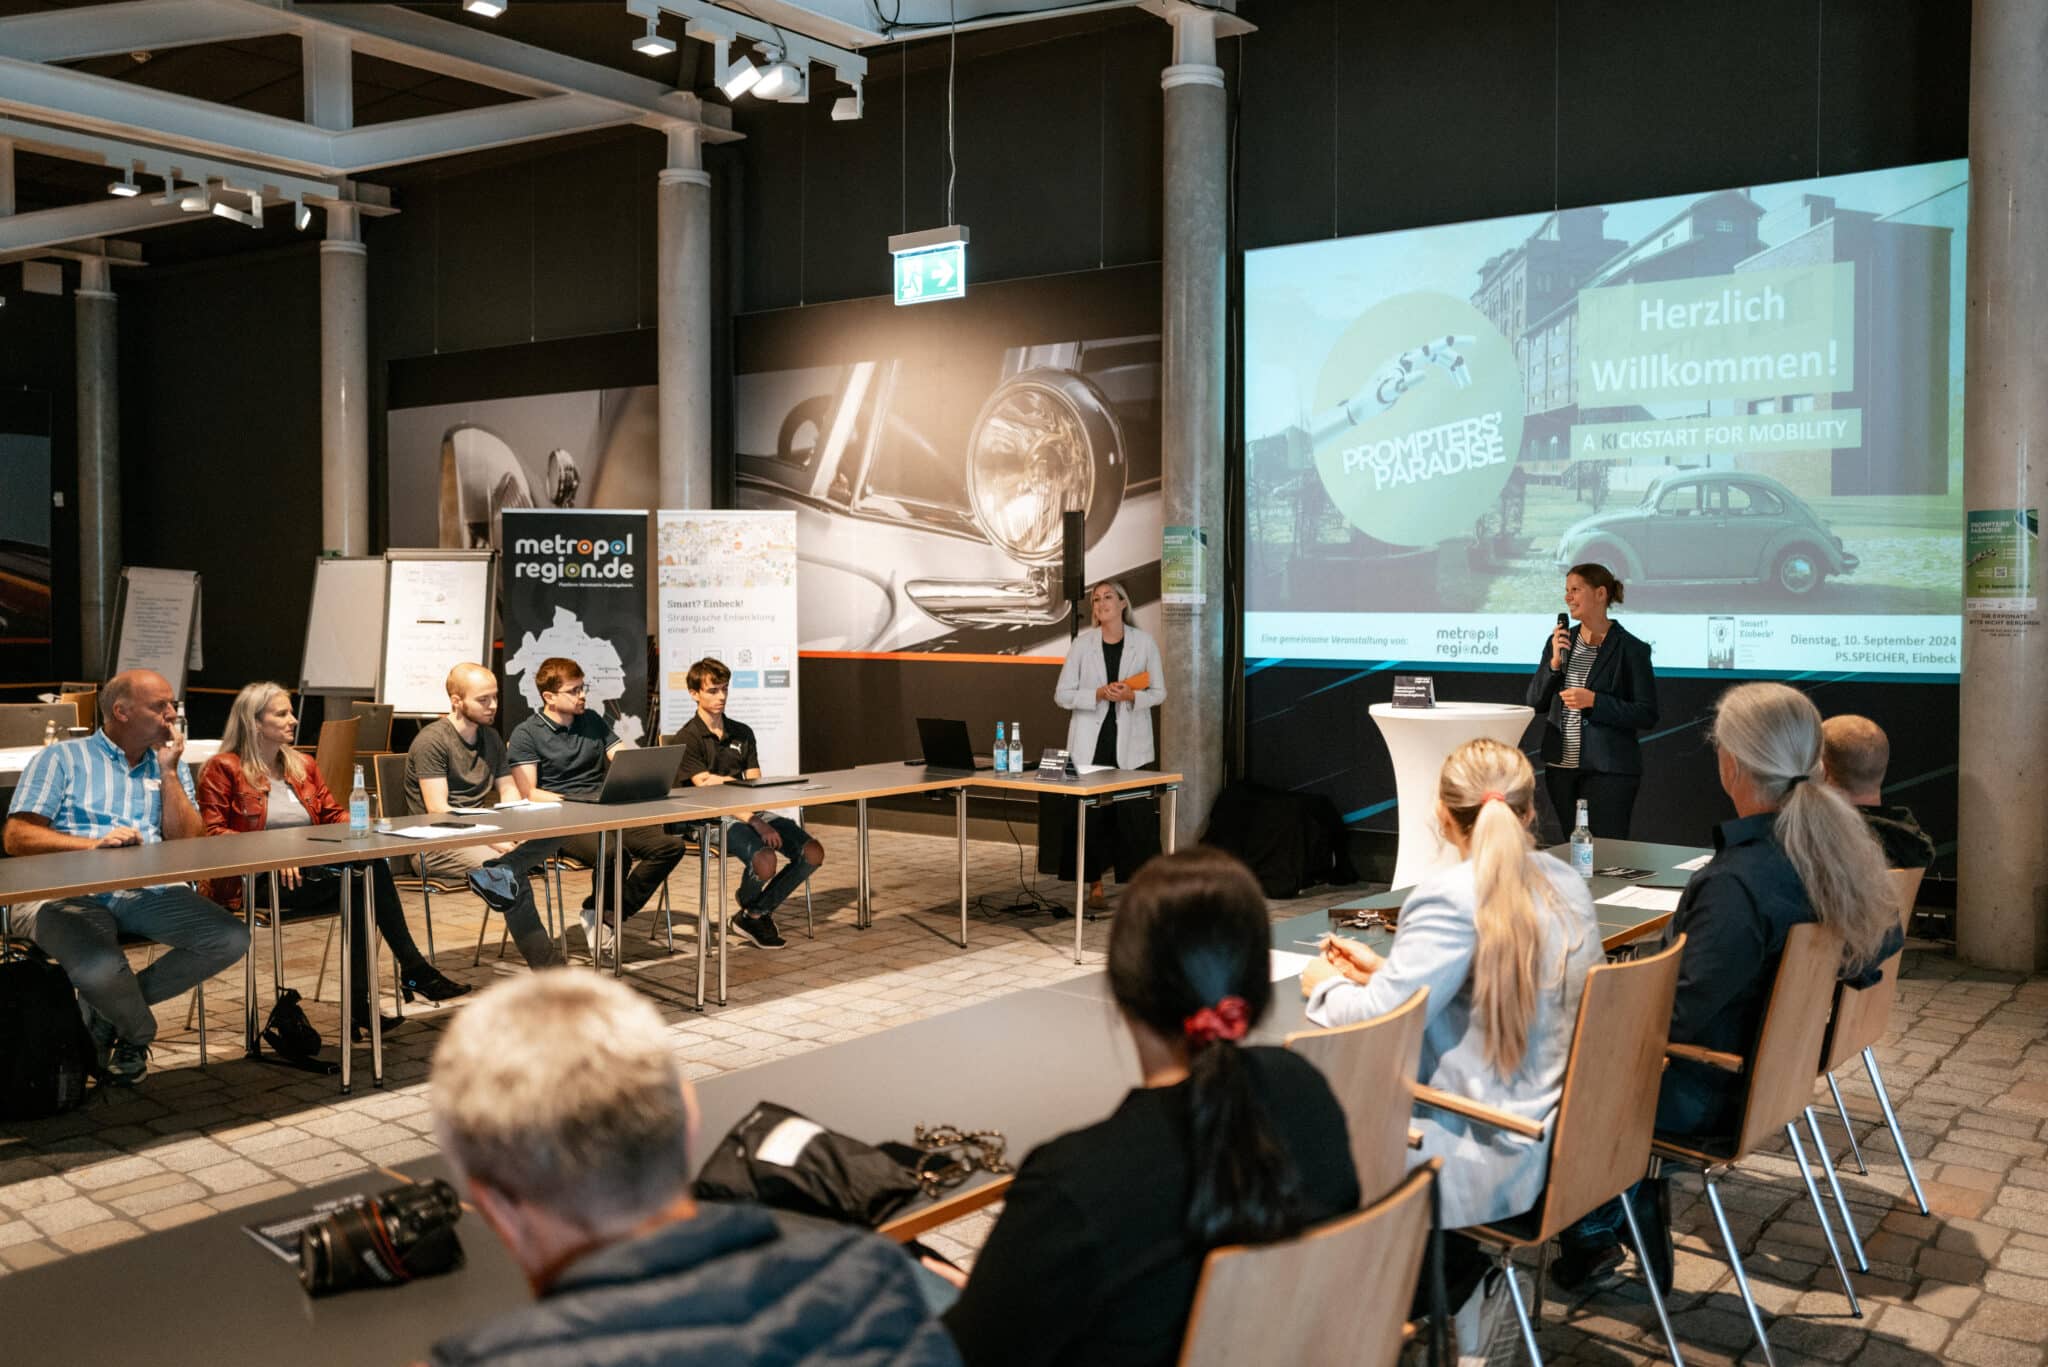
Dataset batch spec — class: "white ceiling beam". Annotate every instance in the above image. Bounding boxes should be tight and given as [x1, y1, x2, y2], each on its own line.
[0, 0, 296, 64]
[0, 197, 208, 259]
[0, 115, 343, 205]
[302, 28, 353, 132]
[281, 1, 734, 136]
[326, 95, 638, 172]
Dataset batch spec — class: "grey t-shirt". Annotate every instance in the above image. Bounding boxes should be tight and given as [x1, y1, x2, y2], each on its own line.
[404, 718, 510, 815]
[267, 778, 312, 830]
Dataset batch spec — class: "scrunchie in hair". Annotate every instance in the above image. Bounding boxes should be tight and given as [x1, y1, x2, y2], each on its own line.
[1182, 996, 1250, 1046]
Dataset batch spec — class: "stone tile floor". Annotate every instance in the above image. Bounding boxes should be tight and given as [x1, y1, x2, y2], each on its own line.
[0, 829, 2037, 1367]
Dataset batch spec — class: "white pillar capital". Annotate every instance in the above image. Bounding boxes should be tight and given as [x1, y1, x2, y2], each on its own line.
[1161, 64, 1225, 92]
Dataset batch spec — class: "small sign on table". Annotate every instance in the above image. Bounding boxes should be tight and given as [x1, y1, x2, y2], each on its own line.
[1391, 675, 1437, 708]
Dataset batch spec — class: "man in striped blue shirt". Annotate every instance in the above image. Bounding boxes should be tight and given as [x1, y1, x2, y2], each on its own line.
[4, 669, 248, 1085]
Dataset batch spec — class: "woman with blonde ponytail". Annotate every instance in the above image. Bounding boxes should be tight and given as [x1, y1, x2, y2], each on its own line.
[1302, 737, 1601, 1232]
[1555, 681, 1903, 1297]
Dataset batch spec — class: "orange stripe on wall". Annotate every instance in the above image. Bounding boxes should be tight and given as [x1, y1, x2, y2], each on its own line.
[800, 650, 1064, 666]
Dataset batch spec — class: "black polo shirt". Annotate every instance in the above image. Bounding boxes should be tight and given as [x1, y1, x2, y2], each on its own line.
[507, 710, 617, 801]
[671, 713, 758, 782]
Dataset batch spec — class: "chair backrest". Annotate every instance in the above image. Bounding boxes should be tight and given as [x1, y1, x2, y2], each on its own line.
[58, 689, 97, 731]
[348, 701, 395, 751]
[1179, 1160, 1438, 1367]
[1284, 987, 1430, 1204]
[313, 717, 361, 803]
[1735, 921, 1846, 1154]
[1823, 867, 1927, 1072]
[373, 752, 412, 821]
[0, 702, 79, 747]
[1526, 935, 1687, 1241]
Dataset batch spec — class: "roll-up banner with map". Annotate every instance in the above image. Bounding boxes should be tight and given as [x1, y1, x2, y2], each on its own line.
[500, 509, 651, 744]
[656, 510, 800, 778]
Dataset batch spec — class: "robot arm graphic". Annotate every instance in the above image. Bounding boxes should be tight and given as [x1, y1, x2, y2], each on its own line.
[1250, 335, 1477, 472]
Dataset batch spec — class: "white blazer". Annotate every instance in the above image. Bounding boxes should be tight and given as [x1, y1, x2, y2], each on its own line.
[1054, 624, 1166, 771]
[1305, 853, 1602, 1229]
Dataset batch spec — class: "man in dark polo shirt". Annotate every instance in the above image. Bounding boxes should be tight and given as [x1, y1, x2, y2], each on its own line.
[1820, 714, 1937, 870]
[508, 656, 683, 955]
[668, 656, 822, 951]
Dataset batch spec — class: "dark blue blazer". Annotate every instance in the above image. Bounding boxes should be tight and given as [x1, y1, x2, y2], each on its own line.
[1526, 620, 1658, 776]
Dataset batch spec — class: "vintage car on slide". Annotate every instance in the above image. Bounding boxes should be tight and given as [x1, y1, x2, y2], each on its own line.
[1554, 469, 1857, 596]
[733, 337, 1162, 654]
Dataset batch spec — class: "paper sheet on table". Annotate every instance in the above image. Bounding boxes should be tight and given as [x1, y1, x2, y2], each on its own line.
[445, 806, 495, 814]
[1596, 885, 1684, 912]
[389, 823, 502, 840]
[1075, 763, 1113, 775]
[495, 799, 562, 810]
[1270, 949, 1315, 982]
[1672, 854, 1712, 871]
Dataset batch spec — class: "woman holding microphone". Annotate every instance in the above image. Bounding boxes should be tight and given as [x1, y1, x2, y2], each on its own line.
[1526, 562, 1657, 839]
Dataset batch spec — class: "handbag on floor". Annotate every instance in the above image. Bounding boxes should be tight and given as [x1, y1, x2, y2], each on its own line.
[0, 940, 96, 1120]
[261, 988, 323, 1061]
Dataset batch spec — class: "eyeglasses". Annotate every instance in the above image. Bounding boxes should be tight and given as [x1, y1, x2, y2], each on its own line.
[547, 684, 589, 697]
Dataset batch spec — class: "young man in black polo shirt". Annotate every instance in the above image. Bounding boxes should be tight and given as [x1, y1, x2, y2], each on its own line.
[668, 657, 823, 950]
[508, 657, 684, 955]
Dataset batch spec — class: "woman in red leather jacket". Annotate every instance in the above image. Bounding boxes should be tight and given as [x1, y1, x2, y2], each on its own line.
[199, 682, 468, 1038]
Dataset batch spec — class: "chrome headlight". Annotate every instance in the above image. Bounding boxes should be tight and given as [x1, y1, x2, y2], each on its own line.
[965, 369, 1127, 566]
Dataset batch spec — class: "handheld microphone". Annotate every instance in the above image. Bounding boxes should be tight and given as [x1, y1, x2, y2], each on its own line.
[1557, 612, 1569, 631]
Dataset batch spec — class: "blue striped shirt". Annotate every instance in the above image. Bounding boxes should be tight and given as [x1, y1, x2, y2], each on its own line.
[11, 730, 194, 848]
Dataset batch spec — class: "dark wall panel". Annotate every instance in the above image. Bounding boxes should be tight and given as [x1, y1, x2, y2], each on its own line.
[530, 137, 647, 341]
[0, 277, 78, 679]
[432, 165, 537, 353]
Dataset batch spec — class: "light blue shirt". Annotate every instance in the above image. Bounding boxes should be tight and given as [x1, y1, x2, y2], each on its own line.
[11, 732, 196, 902]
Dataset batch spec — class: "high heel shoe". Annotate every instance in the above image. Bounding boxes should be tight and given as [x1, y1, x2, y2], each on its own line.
[349, 1011, 404, 1043]
[399, 965, 473, 1003]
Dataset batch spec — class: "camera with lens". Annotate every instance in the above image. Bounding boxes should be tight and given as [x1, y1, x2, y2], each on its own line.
[298, 1179, 465, 1297]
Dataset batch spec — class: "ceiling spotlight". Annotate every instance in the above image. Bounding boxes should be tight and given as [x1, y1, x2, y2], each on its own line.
[718, 53, 761, 99]
[831, 90, 862, 121]
[107, 168, 141, 197]
[294, 200, 313, 231]
[752, 60, 803, 101]
[211, 190, 262, 228]
[632, 17, 674, 56]
[462, 0, 505, 15]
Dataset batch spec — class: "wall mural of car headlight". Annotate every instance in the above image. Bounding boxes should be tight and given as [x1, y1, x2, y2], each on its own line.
[733, 263, 1164, 657]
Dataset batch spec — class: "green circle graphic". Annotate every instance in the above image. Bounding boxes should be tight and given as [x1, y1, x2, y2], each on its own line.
[1312, 292, 1525, 547]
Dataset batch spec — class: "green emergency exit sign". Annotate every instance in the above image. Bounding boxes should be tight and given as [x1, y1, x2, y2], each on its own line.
[888, 226, 970, 306]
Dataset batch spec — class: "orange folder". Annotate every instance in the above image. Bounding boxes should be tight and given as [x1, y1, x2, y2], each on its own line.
[1120, 671, 1151, 691]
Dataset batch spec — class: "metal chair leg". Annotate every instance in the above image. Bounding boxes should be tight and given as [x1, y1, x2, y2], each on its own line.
[657, 880, 675, 951]
[1499, 1253, 1544, 1366]
[1825, 1072, 1868, 1175]
[1619, 1187, 1686, 1367]
[472, 890, 491, 966]
[1863, 1046, 1929, 1216]
[1806, 1105, 1868, 1272]
[195, 981, 207, 1067]
[804, 874, 814, 939]
[315, 921, 334, 1002]
[1704, 1172, 1778, 1367]
[1786, 1123, 1862, 1315]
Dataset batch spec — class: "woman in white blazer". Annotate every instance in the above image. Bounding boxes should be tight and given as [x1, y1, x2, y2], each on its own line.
[1047, 580, 1166, 906]
[1300, 737, 1601, 1331]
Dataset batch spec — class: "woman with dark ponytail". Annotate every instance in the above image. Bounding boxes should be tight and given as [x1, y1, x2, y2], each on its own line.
[938, 848, 1359, 1367]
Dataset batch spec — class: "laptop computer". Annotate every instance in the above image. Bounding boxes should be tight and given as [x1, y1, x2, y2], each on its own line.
[915, 717, 993, 772]
[594, 745, 687, 804]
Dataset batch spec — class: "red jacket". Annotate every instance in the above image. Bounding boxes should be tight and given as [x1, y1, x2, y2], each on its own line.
[197, 751, 346, 909]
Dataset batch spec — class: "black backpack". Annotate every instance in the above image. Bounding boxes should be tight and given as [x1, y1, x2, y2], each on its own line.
[0, 941, 96, 1120]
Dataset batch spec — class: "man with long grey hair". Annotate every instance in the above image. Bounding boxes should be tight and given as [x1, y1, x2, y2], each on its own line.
[427, 970, 958, 1366]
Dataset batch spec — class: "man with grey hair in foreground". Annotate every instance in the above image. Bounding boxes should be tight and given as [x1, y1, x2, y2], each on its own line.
[427, 970, 960, 1366]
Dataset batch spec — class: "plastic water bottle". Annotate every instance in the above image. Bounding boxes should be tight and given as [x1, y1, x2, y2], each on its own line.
[174, 699, 188, 741]
[1570, 800, 1595, 880]
[41, 719, 57, 747]
[349, 764, 371, 837]
[993, 721, 1008, 774]
[1008, 722, 1023, 775]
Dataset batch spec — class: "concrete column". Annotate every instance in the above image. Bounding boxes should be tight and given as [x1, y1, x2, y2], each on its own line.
[320, 204, 370, 555]
[1158, 9, 1228, 845]
[1958, 0, 2048, 971]
[76, 257, 119, 678]
[657, 125, 713, 509]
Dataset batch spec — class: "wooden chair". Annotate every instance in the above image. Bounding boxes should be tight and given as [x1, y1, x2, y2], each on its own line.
[348, 701, 395, 752]
[312, 717, 361, 805]
[58, 688, 96, 731]
[1804, 867, 1931, 1267]
[1284, 986, 1430, 1205]
[1413, 938, 1688, 1367]
[1178, 1160, 1440, 1367]
[1650, 923, 1855, 1367]
[0, 702, 78, 746]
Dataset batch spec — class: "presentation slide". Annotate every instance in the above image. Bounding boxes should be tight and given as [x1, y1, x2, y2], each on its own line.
[1244, 159, 1967, 678]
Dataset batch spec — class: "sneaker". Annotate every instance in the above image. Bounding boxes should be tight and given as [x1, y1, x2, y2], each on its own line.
[729, 912, 786, 950]
[104, 1040, 150, 1086]
[466, 864, 521, 911]
[1550, 1240, 1624, 1293]
[1452, 1266, 1521, 1367]
[580, 902, 616, 956]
